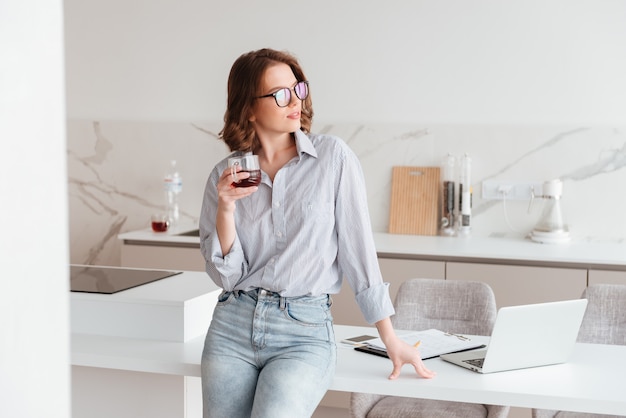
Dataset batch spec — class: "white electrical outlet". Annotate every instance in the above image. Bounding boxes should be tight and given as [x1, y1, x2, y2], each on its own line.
[482, 180, 544, 200]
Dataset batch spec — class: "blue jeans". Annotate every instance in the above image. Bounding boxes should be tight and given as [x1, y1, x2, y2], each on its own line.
[201, 289, 337, 418]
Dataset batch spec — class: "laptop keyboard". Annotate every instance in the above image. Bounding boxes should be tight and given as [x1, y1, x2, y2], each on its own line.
[463, 358, 484, 368]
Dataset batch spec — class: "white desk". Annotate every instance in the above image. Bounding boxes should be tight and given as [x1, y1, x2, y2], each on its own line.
[72, 325, 626, 416]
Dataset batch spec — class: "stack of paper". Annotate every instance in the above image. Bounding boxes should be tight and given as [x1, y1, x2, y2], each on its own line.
[356, 329, 485, 360]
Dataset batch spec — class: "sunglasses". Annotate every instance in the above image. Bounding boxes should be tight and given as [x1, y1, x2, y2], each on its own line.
[257, 81, 309, 108]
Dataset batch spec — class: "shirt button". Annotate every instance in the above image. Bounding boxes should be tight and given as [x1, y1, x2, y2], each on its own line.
[276, 231, 283, 237]
[274, 201, 281, 208]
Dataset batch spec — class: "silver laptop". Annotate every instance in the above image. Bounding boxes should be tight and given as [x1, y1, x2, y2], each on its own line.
[440, 299, 588, 373]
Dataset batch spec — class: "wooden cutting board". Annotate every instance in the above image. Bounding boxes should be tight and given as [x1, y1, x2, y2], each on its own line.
[388, 166, 440, 235]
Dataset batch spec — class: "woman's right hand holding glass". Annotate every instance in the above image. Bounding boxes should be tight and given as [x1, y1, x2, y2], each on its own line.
[217, 167, 258, 211]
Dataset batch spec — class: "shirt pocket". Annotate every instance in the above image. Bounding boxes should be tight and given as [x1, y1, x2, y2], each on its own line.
[301, 201, 333, 223]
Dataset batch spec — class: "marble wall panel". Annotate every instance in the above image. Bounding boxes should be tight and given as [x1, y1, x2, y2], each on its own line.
[67, 120, 626, 266]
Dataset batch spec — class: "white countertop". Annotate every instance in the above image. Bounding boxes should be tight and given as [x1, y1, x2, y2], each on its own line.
[72, 325, 626, 415]
[373, 233, 626, 269]
[119, 224, 626, 270]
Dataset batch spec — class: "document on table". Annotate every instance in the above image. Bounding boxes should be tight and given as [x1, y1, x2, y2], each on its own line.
[355, 329, 485, 360]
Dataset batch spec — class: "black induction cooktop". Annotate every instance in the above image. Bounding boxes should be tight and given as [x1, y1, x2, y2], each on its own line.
[69, 265, 182, 294]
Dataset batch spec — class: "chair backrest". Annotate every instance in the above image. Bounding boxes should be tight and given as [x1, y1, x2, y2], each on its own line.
[392, 278, 497, 336]
[577, 283, 626, 345]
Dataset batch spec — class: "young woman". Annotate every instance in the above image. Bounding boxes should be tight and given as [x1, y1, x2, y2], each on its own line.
[199, 48, 435, 418]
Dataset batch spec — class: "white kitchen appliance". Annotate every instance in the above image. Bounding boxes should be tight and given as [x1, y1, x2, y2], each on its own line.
[529, 179, 570, 244]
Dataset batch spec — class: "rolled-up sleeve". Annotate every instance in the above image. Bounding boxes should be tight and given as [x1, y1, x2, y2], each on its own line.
[334, 141, 395, 324]
[205, 230, 247, 290]
[354, 282, 395, 324]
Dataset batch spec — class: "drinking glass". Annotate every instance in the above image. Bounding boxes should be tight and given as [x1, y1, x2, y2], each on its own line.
[228, 153, 261, 188]
[151, 213, 169, 232]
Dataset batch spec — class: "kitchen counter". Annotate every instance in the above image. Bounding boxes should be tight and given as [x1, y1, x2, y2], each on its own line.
[72, 327, 626, 416]
[70, 266, 626, 418]
[71, 267, 221, 418]
[373, 233, 626, 270]
[118, 224, 626, 271]
[71, 267, 221, 341]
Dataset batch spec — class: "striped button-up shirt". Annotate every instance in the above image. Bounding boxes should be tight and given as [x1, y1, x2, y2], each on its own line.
[199, 130, 394, 324]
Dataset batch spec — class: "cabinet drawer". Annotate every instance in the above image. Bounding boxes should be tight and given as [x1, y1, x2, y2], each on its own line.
[588, 269, 626, 285]
[121, 244, 205, 271]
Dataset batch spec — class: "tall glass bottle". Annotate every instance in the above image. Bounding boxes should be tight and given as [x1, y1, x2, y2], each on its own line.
[164, 160, 182, 226]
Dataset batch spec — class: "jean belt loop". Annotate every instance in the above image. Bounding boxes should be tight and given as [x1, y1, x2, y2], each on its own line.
[279, 296, 286, 311]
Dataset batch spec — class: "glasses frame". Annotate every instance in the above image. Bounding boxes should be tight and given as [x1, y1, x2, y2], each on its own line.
[256, 81, 309, 108]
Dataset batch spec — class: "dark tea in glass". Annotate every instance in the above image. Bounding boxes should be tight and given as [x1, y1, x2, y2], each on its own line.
[151, 220, 169, 232]
[151, 214, 169, 232]
[232, 169, 261, 188]
[229, 153, 261, 188]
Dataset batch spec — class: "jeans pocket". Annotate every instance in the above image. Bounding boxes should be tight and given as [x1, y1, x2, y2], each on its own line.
[283, 299, 330, 327]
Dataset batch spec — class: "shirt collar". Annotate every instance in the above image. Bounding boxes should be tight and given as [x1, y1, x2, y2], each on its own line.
[294, 129, 318, 159]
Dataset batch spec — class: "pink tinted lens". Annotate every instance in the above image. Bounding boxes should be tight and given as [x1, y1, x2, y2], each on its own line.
[295, 81, 308, 100]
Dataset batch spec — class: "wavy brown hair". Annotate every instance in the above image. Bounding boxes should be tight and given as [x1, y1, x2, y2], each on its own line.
[219, 48, 313, 152]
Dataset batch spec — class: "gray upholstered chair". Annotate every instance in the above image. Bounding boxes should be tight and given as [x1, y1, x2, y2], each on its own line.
[350, 278, 510, 418]
[532, 284, 626, 418]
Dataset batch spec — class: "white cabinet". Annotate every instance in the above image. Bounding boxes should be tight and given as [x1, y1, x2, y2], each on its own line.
[72, 367, 201, 418]
[447, 262, 587, 308]
[71, 269, 217, 418]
